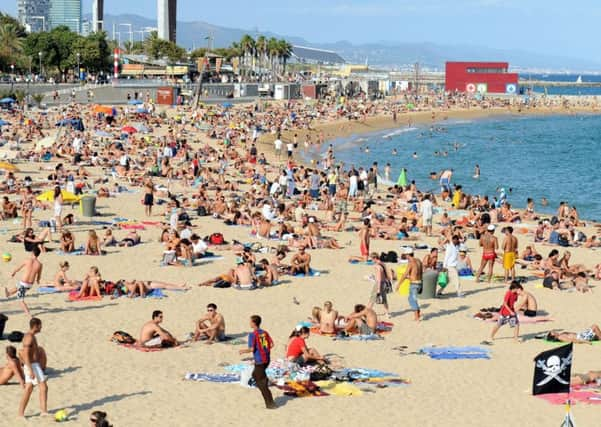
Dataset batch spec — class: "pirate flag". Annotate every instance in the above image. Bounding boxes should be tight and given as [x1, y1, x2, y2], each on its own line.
[532, 343, 573, 395]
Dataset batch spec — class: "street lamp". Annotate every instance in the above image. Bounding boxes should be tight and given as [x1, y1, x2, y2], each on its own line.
[38, 52, 43, 80]
[76, 52, 81, 81]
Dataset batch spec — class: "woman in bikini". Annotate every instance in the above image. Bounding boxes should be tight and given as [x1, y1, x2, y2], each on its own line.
[85, 230, 103, 255]
[51, 261, 80, 291]
[59, 230, 75, 253]
[78, 266, 103, 298]
[0, 346, 25, 387]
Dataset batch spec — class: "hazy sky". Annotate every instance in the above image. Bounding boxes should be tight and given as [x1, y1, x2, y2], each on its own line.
[1, 0, 599, 58]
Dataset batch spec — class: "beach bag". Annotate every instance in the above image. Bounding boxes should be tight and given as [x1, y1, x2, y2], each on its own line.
[0, 313, 7, 339]
[196, 206, 208, 217]
[386, 251, 398, 263]
[7, 331, 24, 343]
[437, 271, 448, 289]
[239, 365, 254, 388]
[310, 365, 333, 381]
[209, 233, 225, 245]
[111, 331, 136, 344]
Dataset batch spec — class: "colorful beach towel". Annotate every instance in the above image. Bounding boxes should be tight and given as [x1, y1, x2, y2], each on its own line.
[419, 346, 491, 360]
[68, 291, 102, 302]
[314, 380, 363, 396]
[275, 380, 329, 398]
[535, 390, 601, 405]
[184, 373, 240, 383]
[38, 286, 63, 294]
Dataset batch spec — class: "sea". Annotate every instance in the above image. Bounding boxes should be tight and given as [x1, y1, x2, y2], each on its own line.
[520, 73, 601, 96]
[306, 114, 601, 221]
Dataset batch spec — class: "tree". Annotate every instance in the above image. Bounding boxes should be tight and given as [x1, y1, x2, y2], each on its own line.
[239, 34, 255, 79]
[278, 39, 293, 77]
[0, 13, 26, 38]
[0, 23, 24, 71]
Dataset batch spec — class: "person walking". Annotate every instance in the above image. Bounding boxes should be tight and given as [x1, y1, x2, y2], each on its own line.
[396, 248, 423, 321]
[239, 315, 277, 409]
[443, 234, 462, 297]
[18, 317, 48, 419]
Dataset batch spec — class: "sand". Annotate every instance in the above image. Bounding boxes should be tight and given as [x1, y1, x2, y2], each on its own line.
[1, 105, 601, 426]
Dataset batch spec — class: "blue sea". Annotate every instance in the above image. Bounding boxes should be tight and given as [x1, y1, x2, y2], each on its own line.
[307, 114, 601, 221]
[520, 73, 601, 96]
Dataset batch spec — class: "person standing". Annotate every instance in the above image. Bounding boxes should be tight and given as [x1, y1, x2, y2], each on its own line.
[239, 315, 276, 409]
[143, 178, 154, 217]
[367, 253, 391, 319]
[475, 225, 499, 283]
[53, 186, 63, 233]
[396, 248, 423, 321]
[4, 246, 43, 317]
[502, 226, 518, 283]
[274, 138, 282, 161]
[18, 317, 48, 419]
[420, 194, 433, 237]
[443, 235, 462, 297]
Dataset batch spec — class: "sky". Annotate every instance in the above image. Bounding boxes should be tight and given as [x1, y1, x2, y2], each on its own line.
[1, 0, 600, 59]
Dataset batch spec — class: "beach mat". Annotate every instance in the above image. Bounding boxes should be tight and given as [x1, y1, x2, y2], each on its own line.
[68, 291, 102, 302]
[348, 260, 374, 266]
[275, 380, 329, 398]
[184, 373, 240, 383]
[535, 390, 601, 405]
[38, 286, 63, 294]
[333, 334, 384, 341]
[419, 346, 491, 360]
[314, 380, 363, 396]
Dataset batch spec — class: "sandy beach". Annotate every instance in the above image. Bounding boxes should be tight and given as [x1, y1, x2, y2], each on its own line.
[1, 100, 601, 427]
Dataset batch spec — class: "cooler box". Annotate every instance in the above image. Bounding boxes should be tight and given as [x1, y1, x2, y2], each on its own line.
[80, 195, 97, 217]
[419, 270, 438, 299]
[396, 263, 410, 296]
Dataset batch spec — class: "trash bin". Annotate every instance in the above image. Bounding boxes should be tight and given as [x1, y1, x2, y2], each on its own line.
[0, 313, 7, 339]
[80, 195, 96, 217]
[418, 270, 438, 299]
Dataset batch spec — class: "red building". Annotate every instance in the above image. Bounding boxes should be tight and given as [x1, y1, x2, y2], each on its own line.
[445, 62, 519, 94]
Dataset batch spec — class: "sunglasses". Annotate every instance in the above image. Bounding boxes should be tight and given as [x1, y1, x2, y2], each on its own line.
[207, 308, 214, 312]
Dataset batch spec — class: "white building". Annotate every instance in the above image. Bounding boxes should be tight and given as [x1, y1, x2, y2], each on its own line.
[157, 0, 177, 43]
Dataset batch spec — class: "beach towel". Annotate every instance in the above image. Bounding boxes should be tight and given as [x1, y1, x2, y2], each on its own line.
[535, 390, 601, 406]
[184, 373, 240, 383]
[348, 260, 374, 265]
[334, 334, 384, 341]
[419, 346, 491, 360]
[119, 223, 146, 230]
[117, 343, 166, 352]
[475, 313, 553, 324]
[314, 380, 363, 396]
[37, 286, 63, 294]
[292, 269, 321, 277]
[68, 291, 102, 302]
[55, 249, 85, 256]
[275, 380, 329, 398]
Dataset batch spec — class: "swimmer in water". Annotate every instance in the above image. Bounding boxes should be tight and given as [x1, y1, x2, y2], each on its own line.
[392, 149, 398, 155]
[434, 151, 439, 157]
[541, 198, 548, 206]
[473, 164, 480, 179]
[365, 146, 370, 153]
[412, 152, 418, 159]
[442, 151, 448, 157]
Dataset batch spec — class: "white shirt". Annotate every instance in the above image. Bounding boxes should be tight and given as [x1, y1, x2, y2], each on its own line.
[163, 146, 173, 158]
[169, 211, 179, 230]
[180, 228, 192, 240]
[269, 182, 280, 196]
[274, 139, 282, 150]
[119, 154, 129, 166]
[420, 199, 433, 219]
[192, 239, 208, 255]
[443, 243, 459, 268]
[262, 204, 275, 220]
[278, 174, 288, 186]
[286, 143, 294, 152]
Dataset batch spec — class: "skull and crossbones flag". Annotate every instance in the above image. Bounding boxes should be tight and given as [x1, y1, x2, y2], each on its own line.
[533, 343, 573, 395]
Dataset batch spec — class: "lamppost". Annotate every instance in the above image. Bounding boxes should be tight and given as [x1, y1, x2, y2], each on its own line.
[38, 52, 43, 81]
[76, 52, 81, 81]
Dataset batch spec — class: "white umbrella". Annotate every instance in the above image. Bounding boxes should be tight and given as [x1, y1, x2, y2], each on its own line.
[35, 136, 57, 151]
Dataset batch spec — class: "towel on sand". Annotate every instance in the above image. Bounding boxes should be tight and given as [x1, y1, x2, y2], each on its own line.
[535, 390, 601, 405]
[68, 291, 102, 302]
[275, 380, 329, 398]
[420, 346, 491, 360]
[184, 373, 240, 383]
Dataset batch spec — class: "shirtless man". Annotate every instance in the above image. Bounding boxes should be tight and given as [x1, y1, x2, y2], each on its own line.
[475, 225, 498, 284]
[516, 289, 538, 317]
[139, 310, 178, 348]
[319, 301, 338, 334]
[232, 258, 257, 290]
[18, 317, 48, 418]
[422, 248, 438, 270]
[290, 246, 311, 275]
[194, 303, 226, 343]
[396, 248, 423, 321]
[258, 259, 279, 286]
[345, 304, 378, 335]
[4, 246, 43, 317]
[502, 226, 518, 283]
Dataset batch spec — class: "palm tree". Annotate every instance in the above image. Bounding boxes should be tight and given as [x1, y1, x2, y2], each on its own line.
[0, 23, 24, 69]
[255, 35, 267, 76]
[267, 37, 279, 81]
[239, 34, 255, 80]
[278, 39, 293, 78]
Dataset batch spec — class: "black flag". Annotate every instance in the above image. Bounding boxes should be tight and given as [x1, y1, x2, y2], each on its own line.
[532, 343, 573, 395]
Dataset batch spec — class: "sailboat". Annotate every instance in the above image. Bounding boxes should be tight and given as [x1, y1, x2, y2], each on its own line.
[576, 75, 583, 84]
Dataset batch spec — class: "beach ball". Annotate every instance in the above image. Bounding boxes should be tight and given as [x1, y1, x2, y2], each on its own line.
[54, 409, 68, 422]
[2, 253, 11, 262]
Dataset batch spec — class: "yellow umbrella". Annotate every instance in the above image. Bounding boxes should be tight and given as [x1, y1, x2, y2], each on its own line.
[0, 161, 19, 172]
[36, 190, 80, 204]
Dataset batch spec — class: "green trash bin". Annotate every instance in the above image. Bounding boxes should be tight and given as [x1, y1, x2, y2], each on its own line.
[418, 270, 438, 299]
[80, 195, 96, 217]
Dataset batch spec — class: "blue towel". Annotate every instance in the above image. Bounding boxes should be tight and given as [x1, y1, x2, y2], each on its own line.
[420, 346, 490, 360]
[38, 287, 61, 294]
[146, 289, 165, 298]
[339, 368, 398, 378]
[184, 373, 240, 383]
[334, 334, 384, 341]
[55, 249, 85, 256]
[293, 269, 321, 277]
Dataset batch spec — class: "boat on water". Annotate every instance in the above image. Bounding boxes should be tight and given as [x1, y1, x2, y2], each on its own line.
[576, 75, 583, 84]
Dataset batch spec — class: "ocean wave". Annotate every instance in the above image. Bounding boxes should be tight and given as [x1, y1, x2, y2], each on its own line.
[382, 127, 418, 139]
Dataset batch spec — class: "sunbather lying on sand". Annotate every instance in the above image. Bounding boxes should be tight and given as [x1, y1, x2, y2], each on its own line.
[571, 370, 601, 385]
[546, 324, 601, 344]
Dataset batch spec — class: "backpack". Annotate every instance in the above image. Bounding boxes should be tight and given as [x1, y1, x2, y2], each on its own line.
[386, 250, 398, 264]
[7, 331, 24, 343]
[197, 206, 208, 217]
[209, 233, 225, 245]
[111, 331, 136, 344]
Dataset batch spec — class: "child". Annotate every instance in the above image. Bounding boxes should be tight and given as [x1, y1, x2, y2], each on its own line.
[485, 281, 523, 344]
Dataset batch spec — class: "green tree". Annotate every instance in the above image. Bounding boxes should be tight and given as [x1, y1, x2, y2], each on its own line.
[0, 13, 26, 38]
[0, 23, 24, 71]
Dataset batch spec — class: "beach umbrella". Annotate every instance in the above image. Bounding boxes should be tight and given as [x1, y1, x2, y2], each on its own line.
[35, 136, 57, 151]
[0, 98, 15, 104]
[397, 168, 408, 187]
[0, 161, 19, 172]
[92, 105, 115, 115]
[222, 102, 233, 108]
[0, 119, 10, 126]
[121, 126, 137, 134]
[36, 189, 80, 203]
[128, 99, 143, 105]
